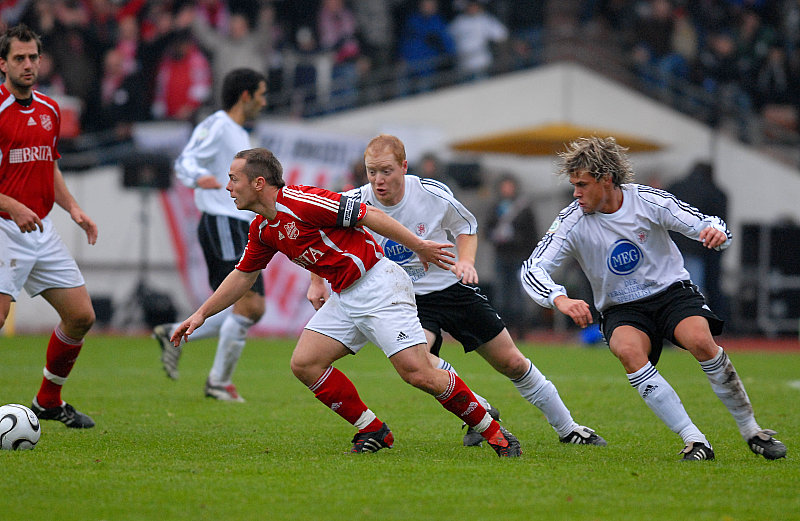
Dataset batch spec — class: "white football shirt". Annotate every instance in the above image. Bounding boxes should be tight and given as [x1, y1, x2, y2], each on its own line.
[174, 110, 254, 221]
[521, 183, 732, 312]
[346, 175, 477, 295]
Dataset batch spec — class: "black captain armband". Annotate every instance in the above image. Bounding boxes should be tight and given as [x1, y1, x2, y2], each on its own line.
[337, 195, 360, 227]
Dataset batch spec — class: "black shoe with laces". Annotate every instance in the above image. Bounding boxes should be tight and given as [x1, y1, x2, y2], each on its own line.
[486, 425, 522, 457]
[31, 398, 95, 429]
[463, 405, 501, 447]
[680, 441, 714, 461]
[559, 426, 608, 446]
[351, 422, 394, 453]
[747, 429, 787, 460]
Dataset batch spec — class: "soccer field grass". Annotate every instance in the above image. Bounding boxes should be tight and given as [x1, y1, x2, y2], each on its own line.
[1, 334, 797, 521]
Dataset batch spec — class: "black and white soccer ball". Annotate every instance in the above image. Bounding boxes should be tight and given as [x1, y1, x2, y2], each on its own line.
[0, 404, 41, 450]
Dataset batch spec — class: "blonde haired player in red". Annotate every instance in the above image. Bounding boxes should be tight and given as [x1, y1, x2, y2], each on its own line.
[0, 24, 97, 428]
[171, 148, 522, 456]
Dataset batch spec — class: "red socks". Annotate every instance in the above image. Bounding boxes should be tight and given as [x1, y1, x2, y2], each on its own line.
[309, 366, 382, 433]
[36, 327, 83, 408]
[436, 373, 500, 440]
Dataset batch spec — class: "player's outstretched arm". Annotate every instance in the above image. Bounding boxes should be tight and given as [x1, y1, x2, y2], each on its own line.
[171, 269, 259, 345]
[360, 206, 455, 270]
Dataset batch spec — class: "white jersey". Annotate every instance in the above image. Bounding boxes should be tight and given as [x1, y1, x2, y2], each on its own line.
[174, 110, 254, 221]
[345, 175, 477, 295]
[521, 183, 732, 312]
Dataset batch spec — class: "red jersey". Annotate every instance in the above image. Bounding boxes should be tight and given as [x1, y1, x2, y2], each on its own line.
[235, 185, 384, 293]
[0, 85, 61, 220]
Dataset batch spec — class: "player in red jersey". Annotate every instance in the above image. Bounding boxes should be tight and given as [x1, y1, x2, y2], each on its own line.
[171, 148, 522, 456]
[0, 24, 98, 428]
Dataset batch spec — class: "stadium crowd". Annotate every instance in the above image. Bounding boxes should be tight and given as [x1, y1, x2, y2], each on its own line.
[0, 0, 797, 143]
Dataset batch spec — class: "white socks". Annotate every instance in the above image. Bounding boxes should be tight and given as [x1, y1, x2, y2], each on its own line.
[511, 358, 578, 438]
[208, 313, 254, 385]
[700, 347, 760, 440]
[628, 362, 708, 446]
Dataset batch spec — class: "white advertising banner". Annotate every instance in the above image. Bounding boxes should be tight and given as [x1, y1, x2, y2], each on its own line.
[161, 122, 368, 336]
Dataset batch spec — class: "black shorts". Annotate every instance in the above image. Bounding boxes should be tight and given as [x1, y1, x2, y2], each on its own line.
[198, 213, 265, 295]
[415, 282, 506, 356]
[598, 280, 723, 366]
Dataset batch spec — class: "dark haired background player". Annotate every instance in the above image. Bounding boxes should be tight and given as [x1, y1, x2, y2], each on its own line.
[152, 68, 267, 402]
[171, 147, 522, 456]
[521, 136, 786, 461]
[0, 24, 97, 428]
[309, 134, 606, 449]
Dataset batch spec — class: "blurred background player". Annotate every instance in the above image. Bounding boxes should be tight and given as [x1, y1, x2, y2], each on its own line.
[172, 147, 521, 456]
[310, 134, 606, 448]
[521, 136, 786, 461]
[152, 68, 267, 402]
[0, 24, 98, 428]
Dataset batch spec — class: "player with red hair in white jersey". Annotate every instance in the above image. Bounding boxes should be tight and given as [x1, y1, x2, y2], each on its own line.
[0, 24, 98, 428]
[171, 147, 522, 456]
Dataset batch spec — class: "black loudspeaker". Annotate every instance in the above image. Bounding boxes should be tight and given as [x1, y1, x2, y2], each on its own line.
[122, 153, 173, 189]
[741, 223, 800, 274]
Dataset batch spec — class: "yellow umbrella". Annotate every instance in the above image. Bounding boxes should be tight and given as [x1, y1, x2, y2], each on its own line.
[450, 122, 663, 156]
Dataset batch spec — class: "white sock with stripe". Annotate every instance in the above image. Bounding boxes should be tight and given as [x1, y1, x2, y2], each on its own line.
[628, 362, 708, 446]
[512, 358, 578, 438]
[208, 313, 254, 385]
[700, 347, 760, 440]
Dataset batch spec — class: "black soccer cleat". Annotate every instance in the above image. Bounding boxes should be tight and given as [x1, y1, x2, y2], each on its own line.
[560, 425, 608, 446]
[31, 398, 95, 429]
[351, 422, 394, 453]
[463, 405, 501, 447]
[153, 323, 181, 380]
[747, 429, 787, 460]
[680, 441, 715, 461]
[486, 425, 522, 457]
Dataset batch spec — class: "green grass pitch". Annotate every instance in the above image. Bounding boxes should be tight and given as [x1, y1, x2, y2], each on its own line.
[1, 334, 798, 521]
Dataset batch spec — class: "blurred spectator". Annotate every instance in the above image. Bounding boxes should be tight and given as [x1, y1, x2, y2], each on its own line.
[493, 0, 547, 69]
[317, 0, 361, 111]
[151, 30, 212, 121]
[693, 29, 755, 141]
[96, 47, 148, 138]
[666, 162, 729, 317]
[485, 173, 537, 338]
[398, 0, 456, 95]
[115, 14, 140, 76]
[734, 8, 777, 86]
[630, 0, 689, 99]
[289, 25, 322, 118]
[352, 0, 399, 102]
[33, 50, 66, 96]
[448, 0, 509, 82]
[187, 4, 277, 105]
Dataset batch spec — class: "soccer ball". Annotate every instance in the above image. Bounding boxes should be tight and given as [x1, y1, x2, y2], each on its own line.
[0, 404, 41, 450]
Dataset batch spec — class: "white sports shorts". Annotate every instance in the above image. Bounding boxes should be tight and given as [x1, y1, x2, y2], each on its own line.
[0, 216, 85, 300]
[304, 257, 426, 358]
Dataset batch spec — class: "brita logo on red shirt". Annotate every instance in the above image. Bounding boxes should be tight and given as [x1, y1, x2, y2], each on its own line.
[9, 146, 53, 163]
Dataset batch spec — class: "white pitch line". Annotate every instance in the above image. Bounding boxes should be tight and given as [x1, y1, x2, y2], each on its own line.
[788, 380, 800, 390]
